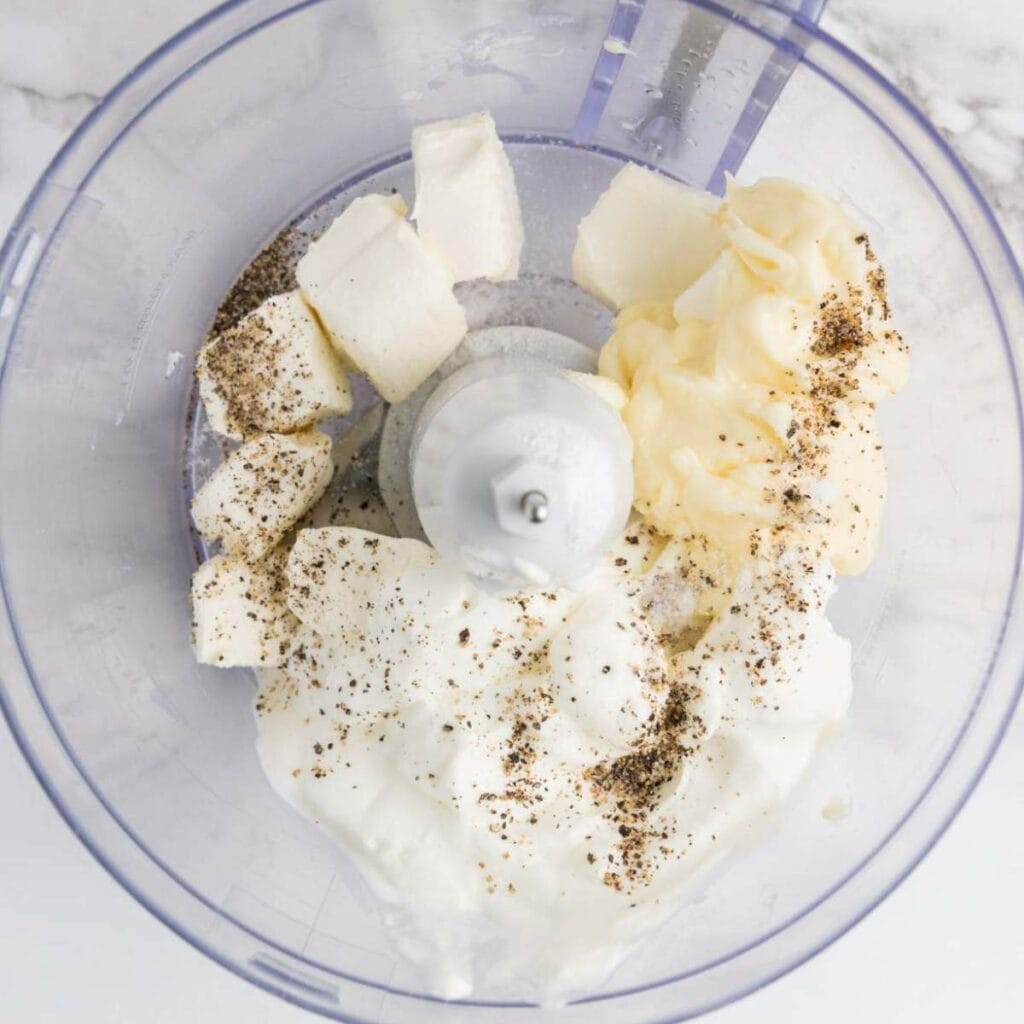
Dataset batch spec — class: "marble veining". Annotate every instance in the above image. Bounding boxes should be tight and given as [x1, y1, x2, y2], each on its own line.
[822, 0, 1023, 256]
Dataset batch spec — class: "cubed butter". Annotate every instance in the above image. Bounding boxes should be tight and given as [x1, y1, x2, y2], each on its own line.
[411, 112, 523, 283]
[286, 526, 437, 638]
[297, 193, 468, 403]
[573, 163, 726, 310]
[197, 290, 351, 440]
[191, 430, 334, 562]
[191, 549, 297, 667]
[297, 193, 406, 290]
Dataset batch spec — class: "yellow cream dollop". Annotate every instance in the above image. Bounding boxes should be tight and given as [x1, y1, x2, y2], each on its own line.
[598, 174, 909, 574]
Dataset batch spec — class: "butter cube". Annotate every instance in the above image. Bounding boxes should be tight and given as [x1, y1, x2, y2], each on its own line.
[191, 549, 297, 667]
[573, 163, 726, 310]
[197, 290, 351, 440]
[191, 430, 333, 562]
[411, 112, 523, 283]
[297, 193, 467, 403]
[286, 526, 437, 638]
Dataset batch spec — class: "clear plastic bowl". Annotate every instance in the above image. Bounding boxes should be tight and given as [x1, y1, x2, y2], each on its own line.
[0, 1, 1022, 1021]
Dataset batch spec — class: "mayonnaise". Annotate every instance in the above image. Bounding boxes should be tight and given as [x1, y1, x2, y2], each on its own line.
[599, 174, 909, 574]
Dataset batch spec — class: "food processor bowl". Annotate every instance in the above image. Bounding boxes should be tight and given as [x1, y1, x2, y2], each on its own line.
[1, 1, 1022, 1021]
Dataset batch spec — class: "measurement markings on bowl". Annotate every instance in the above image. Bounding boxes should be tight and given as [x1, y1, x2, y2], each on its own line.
[3, 187, 102, 369]
[115, 228, 198, 426]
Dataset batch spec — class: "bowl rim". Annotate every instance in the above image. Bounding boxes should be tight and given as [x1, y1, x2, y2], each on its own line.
[0, 0, 1022, 1020]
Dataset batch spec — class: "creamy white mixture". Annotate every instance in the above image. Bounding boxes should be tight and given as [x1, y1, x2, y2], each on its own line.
[255, 524, 849, 998]
[189, 114, 907, 1002]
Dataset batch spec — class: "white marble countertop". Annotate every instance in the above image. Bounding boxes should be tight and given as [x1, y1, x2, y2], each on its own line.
[1, 1, 1022, 1021]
